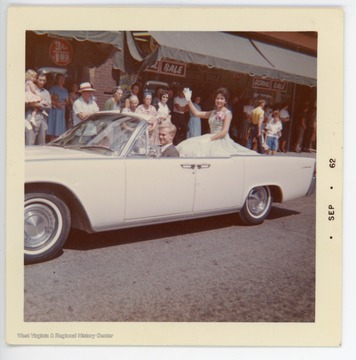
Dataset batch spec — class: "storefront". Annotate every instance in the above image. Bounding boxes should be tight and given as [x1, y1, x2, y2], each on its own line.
[26, 30, 317, 150]
[132, 31, 317, 149]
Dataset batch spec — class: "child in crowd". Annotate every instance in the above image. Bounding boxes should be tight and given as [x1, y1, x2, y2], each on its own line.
[25, 69, 43, 129]
[265, 110, 283, 155]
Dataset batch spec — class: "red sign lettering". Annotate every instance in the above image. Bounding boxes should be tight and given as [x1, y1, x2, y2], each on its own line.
[49, 39, 73, 66]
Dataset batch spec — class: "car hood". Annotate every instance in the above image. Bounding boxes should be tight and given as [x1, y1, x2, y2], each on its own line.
[25, 145, 107, 161]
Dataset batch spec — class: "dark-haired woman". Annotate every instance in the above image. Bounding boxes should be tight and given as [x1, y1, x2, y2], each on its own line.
[177, 88, 255, 157]
[156, 91, 171, 126]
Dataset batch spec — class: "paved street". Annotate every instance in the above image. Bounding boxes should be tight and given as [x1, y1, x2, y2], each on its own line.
[24, 191, 316, 323]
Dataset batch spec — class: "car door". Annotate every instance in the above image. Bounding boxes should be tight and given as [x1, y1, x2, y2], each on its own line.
[193, 156, 245, 212]
[124, 157, 197, 220]
[123, 121, 199, 223]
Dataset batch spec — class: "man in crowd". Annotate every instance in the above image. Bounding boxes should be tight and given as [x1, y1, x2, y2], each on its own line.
[72, 82, 99, 125]
[247, 99, 265, 154]
[171, 87, 189, 145]
[25, 71, 51, 145]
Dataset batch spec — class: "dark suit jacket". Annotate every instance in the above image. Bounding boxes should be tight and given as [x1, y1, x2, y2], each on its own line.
[162, 144, 180, 157]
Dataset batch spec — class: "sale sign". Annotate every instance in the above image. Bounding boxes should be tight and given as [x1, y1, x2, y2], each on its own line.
[146, 59, 187, 78]
[252, 77, 288, 92]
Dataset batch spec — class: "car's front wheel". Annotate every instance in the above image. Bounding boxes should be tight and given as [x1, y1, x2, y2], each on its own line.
[24, 193, 71, 264]
[239, 186, 272, 225]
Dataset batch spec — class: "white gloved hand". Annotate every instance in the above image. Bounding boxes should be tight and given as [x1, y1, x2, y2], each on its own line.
[183, 88, 192, 102]
[198, 137, 211, 145]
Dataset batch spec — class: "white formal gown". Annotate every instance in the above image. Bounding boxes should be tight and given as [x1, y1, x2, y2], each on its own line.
[177, 109, 255, 157]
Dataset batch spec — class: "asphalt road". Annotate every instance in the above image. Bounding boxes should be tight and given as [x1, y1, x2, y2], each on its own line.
[24, 193, 316, 323]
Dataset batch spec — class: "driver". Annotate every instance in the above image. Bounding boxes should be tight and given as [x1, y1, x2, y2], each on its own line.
[158, 124, 180, 157]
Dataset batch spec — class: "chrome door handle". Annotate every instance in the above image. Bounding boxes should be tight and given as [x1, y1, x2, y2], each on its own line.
[180, 164, 195, 169]
[197, 164, 210, 169]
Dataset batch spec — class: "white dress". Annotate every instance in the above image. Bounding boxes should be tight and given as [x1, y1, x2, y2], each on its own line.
[177, 109, 255, 157]
[156, 102, 171, 125]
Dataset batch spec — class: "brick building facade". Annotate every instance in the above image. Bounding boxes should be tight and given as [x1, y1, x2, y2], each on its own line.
[90, 56, 118, 110]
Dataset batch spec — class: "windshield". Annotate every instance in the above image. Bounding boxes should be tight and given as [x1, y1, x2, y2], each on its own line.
[50, 113, 143, 155]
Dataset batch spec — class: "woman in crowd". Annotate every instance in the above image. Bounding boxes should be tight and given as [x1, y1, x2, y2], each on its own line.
[177, 87, 255, 157]
[47, 73, 68, 141]
[104, 86, 123, 111]
[156, 90, 171, 126]
[136, 92, 159, 145]
[187, 95, 202, 138]
[121, 95, 139, 114]
[136, 92, 157, 118]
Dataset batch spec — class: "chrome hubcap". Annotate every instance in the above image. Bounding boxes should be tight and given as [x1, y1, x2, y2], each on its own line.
[247, 187, 269, 216]
[24, 202, 58, 250]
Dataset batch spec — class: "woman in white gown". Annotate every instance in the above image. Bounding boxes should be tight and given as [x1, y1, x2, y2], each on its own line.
[177, 87, 255, 157]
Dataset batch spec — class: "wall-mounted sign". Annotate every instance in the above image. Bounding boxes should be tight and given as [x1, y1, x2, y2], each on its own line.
[145, 59, 186, 78]
[49, 39, 73, 66]
[252, 77, 288, 93]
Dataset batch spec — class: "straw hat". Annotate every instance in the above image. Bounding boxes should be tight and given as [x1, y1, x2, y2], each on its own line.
[78, 82, 96, 92]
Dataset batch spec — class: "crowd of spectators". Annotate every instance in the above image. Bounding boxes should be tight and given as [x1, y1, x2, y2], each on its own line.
[24, 70, 317, 154]
[231, 96, 316, 154]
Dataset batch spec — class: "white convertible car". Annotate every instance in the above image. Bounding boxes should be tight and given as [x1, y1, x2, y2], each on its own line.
[25, 111, 316, 264]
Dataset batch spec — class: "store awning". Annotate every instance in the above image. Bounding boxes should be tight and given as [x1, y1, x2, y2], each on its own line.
[142, 31, 316, 87]
[112, 31, 144, 74]
[250, 39, 317, 85]
[30, 31, 123, 69]
[33, 31, 123, 49]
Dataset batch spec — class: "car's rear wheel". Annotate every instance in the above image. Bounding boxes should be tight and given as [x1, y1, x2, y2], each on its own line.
[24, 193, 71, 264]
[239, 186, 272, 225]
